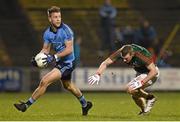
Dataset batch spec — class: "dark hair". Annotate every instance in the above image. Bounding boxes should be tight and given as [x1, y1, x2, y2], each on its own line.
[121, 45, 133, 57]
[47, 6, 61, 16]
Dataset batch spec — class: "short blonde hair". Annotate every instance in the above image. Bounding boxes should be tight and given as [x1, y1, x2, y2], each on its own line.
[120, 45, 133, 57]
[47, 6, 61, 16]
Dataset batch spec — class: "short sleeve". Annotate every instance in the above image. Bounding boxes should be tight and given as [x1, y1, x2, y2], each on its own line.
[109, 48, 122, 62]
[135, 52, 153, 66]
[43, 30, 50, 44]
[63, 25, 74, 41]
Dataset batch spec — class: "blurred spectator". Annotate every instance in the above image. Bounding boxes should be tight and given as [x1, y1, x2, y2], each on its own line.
[115, 25, 136, 47]
[157, 49, 172, 68]
[114, 27, 123, 49]
[99, 0, 117, 54]
[74, 36, 82, 67]
[135, 19, 158, 49]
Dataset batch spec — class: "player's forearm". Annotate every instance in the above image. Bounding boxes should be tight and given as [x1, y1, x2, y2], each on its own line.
[96, 62, 107, 75]
[40, 43, 51, 54]
[55, 47, 72, 58]
[96, 58, 113, 75]
[142, 69, 158, 84]
[142, 63, 158, 84]
[40, 49, 49, 54]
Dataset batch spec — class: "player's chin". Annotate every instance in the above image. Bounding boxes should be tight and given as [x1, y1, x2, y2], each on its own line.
[54, 23, 61, 27]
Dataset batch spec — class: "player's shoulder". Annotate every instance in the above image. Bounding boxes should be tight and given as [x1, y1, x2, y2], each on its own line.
[43, 27, 51, 35]
[131, 44, 146, 52]
[132, 44, 151, 57]
[131, 44, 143, 49]
[61, 23, 73, 35]
[43, 27, 53, 40]
[61, 23, 70, 28]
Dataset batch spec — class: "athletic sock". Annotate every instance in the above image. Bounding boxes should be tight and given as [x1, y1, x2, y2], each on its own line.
[25, 97, 36, 107]
[78, 95, 87, 108]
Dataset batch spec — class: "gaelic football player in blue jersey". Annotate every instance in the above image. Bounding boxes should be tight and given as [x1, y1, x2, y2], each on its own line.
[14, 6, 92, 115]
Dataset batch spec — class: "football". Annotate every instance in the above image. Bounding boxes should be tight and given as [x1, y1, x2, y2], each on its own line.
[35, 53, 47, 68]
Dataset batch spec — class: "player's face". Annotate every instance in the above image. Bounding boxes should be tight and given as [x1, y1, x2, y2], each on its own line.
[122, 53, 133, 63]
[49, 12, 61, 27]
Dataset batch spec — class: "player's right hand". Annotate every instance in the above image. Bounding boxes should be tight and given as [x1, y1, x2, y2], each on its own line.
[88, 74, 100, 85]
[31, 56, 38, 67]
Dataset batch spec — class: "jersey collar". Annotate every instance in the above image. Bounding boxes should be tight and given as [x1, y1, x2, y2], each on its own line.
[50, 23, 63, 34]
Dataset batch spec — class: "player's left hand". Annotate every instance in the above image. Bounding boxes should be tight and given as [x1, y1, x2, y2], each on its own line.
[88, 74, 100, 85]
[127, 79, 144, 90]
[44, 54, 57, 65]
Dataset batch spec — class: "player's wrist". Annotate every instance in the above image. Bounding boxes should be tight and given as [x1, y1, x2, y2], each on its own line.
[96, 72, 101, 76]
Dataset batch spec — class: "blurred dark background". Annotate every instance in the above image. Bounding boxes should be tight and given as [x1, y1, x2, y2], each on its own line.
[0, 0, 179, 92]
[0, 0, 179, 67]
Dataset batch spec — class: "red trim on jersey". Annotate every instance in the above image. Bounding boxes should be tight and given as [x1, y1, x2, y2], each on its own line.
[109, 49, 121, 62]
[135, 52, 153, 65]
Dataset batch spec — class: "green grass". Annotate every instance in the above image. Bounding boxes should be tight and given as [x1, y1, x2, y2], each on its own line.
[0, 92, 180, 121]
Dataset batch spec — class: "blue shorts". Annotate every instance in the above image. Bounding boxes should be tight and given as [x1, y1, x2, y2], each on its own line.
[55, 61, 75, 80]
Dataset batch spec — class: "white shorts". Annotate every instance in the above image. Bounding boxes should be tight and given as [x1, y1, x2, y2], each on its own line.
[130, 67, 160, 89]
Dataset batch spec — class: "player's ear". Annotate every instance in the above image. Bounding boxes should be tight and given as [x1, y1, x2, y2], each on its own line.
[130, 51, 135, 56]
[48, 16, 51, 22]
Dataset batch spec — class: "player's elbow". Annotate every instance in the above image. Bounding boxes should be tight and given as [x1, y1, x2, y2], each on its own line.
[151, 68, 158, 77]
[102, 58, 113, 66]
[154, 69, 158, 76]
[102, 60, 109, 67]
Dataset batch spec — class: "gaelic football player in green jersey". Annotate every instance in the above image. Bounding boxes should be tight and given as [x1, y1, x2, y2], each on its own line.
[88, 44, 159, 115]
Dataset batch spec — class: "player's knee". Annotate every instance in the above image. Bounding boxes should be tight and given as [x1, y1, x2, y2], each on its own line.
[126, 88, 133, 94]
[131, 89, 137, 94]
[126, 87, 138, 95]
[126, 86, 132, 94]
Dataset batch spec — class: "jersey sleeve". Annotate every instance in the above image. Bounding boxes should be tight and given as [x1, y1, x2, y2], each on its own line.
[135, 52, 153, 66]
[43, 30, 50, 44]
[63, 26, 74, 41]
[109, 48, 122, 62]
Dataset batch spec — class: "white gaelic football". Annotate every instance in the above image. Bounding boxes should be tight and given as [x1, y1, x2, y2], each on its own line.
[35, 53, 47, 68]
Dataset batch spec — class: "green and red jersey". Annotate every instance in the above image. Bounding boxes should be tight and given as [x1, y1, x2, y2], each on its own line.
[110, 44, 153, 73]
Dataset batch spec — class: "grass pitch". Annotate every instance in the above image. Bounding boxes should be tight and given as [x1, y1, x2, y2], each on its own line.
[0, 92, 180, 121]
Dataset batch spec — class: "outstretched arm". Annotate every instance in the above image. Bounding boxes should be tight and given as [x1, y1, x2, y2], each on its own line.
[88, 48, 122, 85]
[96, 47, 123, 75]
[96, 58, 114, 75]
[88, 58, 113, 85]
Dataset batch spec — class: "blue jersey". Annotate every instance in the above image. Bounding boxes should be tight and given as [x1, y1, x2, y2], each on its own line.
[43, 23, 75, 64]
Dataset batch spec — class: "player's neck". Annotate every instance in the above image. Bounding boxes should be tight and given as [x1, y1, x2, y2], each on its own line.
[50, 23, 61, 33]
